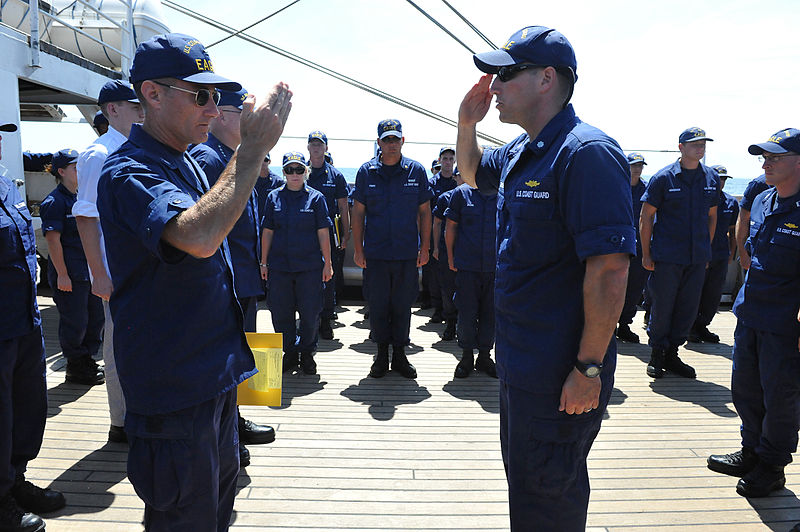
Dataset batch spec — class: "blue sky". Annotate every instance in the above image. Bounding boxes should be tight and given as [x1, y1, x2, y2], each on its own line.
[21, 0, 800, 190]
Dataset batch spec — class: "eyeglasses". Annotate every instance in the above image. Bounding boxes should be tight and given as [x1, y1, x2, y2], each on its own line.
[759, 153, 798, 164]
[284, 165, 306, 175]
[220, 109, 241, 114]
[496, 63, 544, 82]
[152, 81, 220, 107]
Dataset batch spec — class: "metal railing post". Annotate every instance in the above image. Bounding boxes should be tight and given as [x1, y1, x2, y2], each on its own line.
[28, 0, 41, 67]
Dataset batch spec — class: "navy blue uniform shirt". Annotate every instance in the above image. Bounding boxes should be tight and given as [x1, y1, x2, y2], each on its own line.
[0, 175, 40, 340]
[641, 160, 719, 264]
[39, 183, 90, 281]
[712, 190, 739, 261]
[740, 174, 770, 212]
[255, 171, 284, 222]
[433, 188, 455, 256]
[429, 173, 458, 208]
[631, 178, 647, 252]
[476, 104, 635, 395]
[190, 134, 263, 299]
[352, 155, 434, 260]
[734, 187, 800, 337]
[261, 185, 331, 272]
[307, 162, 348, 219]
[444, 183, 497, 273]
[97, 124, 255, 415]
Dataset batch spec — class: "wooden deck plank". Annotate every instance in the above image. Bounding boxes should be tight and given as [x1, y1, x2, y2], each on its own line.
[29, 296, 800, 531]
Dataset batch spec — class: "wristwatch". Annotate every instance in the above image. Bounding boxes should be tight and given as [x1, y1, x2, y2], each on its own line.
[574, 360, 603, 378]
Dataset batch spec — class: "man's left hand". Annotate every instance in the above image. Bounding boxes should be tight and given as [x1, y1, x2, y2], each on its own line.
[559, 367, 601, 415]
[417, 248, 429, 268]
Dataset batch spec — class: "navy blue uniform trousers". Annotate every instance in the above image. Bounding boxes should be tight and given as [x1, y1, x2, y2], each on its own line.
[321, 232, 339, 320]
[0, 327, 47, 497]
[125, 389, 239, 532]
[48, 269, 104, 360]
[646, 262, 706, 349]
[695, 259, 728, 329]
[455, 271, 495, 351]
[500, 381, 605, 531]
[426, 257, 442, 311]
[238, 296, 258, 333]
[438, 258, 457, 321]
[267, 269, 323, 354]
[619, 254, 648, 326]
[366, 259, 417, 346]
[732, 322, 800, 467]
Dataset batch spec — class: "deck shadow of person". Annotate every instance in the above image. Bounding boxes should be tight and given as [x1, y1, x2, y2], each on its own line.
[602, 387, 629, 420]
[46, 380, 94, 418]
[42, 442, 128, 517]
[272, 373, 326, 409]
[683, 341, 734, 360]
[316, 338, 343, 352]
[745, 487, 800, 531]
[229, 467, 252, 525]
[429, 339, 460, 357]
[649, 378, 738, 417]
[347, 340, 423, 357]
[442, 377, 499, 414]
[341, 377, 431, 421]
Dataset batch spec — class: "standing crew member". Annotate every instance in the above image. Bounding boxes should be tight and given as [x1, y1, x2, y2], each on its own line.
[689, 164, 738, 343]
[74, 79, 143, 443]
[425, 148, 458, 323]
[640, 127, 718, 379]
[457, 26, 633, 530]
[254, 153, 284, 219]
[433, 165, 463, 341]
[351, 119, 433, 379]
[40, 149, 105, 386]
[260, 152, 333, 375]
[92, 110, 109, 136]
[736, 173, 771, 271]
[707, 129, 800, 498]
[616, 152, 649, 343]
[306, 130, 349, 340]
[97, 33, 291, 530]
[189, 87, 276, 468]
[445, 180, 498, 378]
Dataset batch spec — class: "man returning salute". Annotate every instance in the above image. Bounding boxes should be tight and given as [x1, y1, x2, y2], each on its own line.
[351, 119, 433, 379]
[97, 33, 291, 530]
[457, 26, 634, 531]
[75, 80, 143, 442]
[640, 127, 718, 379]
[708, 129, 800, 498]
[189, 87, 276, 469]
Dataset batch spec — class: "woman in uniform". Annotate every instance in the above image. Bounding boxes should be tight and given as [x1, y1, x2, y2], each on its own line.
[260, 152, 333, 375]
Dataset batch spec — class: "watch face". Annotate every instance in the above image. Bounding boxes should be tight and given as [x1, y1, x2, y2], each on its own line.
[585, 365, 601, 378]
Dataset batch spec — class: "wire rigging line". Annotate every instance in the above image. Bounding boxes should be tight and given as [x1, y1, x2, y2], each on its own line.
[160, 0, 507, 146]
[403, 0, 475, 54]
[205, 0, 302, 49]
[439, 0, 496, 49]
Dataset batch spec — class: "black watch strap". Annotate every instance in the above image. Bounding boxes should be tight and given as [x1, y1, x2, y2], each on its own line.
[575, 360, 603, 378]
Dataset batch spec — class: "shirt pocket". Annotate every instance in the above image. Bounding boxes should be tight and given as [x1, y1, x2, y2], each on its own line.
[765, 231, 800, 277]
[664, 187, 688, 205]
[365, 184, 387, 211]
[506, 179, 563, 266]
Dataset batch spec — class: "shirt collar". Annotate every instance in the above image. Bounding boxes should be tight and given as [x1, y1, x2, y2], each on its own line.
[205, 132, 234, 161]
[105, 125, 128, 144]
[128, 124, 185, 169]
[56, 182, 76, 198]
[525, 104, 579, 156]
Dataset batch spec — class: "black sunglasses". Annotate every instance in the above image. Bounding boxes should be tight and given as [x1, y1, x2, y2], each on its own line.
[153, 81, 220, 107]
[284, 165, 306, 175]
[496, 64, 545, 83]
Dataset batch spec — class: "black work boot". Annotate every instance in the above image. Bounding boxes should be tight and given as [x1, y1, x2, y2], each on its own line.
[369, 344, 390, 378]
[300, 351, 317, 375]
[646, 348, 665, 378]
[239, 443, 250, 468]
[390, 345, 417, 379]
[0, 492, 44, 532]
[454, 350, 474, 378]
[694, 324, 720, 343]
[65, 355, 104, 386]
[615, 323, 640, 343]
[428, 309, 443, 324]
[11, 478, 65, 514]
[664, 346, 696, 378]
[475, 350, 497, 378]
[708, 447, 758, 477]
[737, 461, 786, 497]
[442, 319, 456, 341]
[282, 351, 299, 373]
[238, 414, 275, 445]
[319, 318, 334, 340]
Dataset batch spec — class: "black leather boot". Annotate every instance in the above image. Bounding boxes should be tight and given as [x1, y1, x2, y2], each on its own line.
[369, 344, 389, 378]
[454, 350, 473, 378]
[391, 345, 417, 379]
[0, 492, 44, 532]
[646, 347, 665, 378]
[664, 346, 696, 378]
[300, 351, 317, 375]
[442, 319, 456, 341]
[475, 350, 497, 378]
[708, 447, 758, 477]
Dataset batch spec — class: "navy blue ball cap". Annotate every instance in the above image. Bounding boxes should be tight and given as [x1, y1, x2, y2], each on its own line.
[308, 130, 328, 144]
[711, 164, 729, 177]
[378, 119, 402, 139]
[217, 87, 248, 109]
[431, 159, 442, 169]
[627, 152, 647, 165]
[474, 26, 577, 82]
[93, 110, 109, 127]
[129, 33, 242, 91]
[0, 123, 18, 132]
[748, 128, 800, 155]
[282, 151, 308, 168]
[439, 146, 455, 157]
[50, 148, 79, 175]
[97, 80, 139, 105]
[679, 127, 713, 144]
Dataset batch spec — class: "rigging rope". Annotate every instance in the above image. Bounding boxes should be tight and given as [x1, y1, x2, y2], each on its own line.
[439, 0, 496, 49]
[205, 0, 302, 49]
[403, 0, 475, 54]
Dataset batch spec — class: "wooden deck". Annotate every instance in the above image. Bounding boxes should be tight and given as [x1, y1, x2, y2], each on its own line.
[31, 294, 800, 531]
